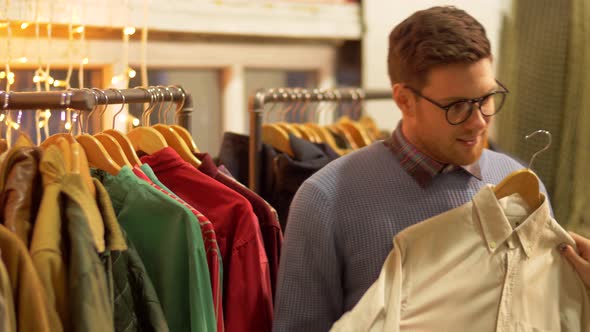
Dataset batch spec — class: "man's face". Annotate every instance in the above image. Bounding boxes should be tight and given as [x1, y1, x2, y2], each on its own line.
[402, 58, 497, 165]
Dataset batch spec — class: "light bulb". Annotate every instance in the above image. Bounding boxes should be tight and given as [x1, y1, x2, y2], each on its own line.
[17, 57, 27, 63]
[123, 26, 136, 35]
[44, 110, 51, 119]
[0, 22, 8, 28]
[74, 26, 85, 34]
[0, 71, 5, 79]
[33, 75, 41, 83]
[20, 22, 29, 30]
[132, 118, 140, 127]
[48, 77, 55, 84]
[53, 80, 65, 87]
[7, 72, 14, 79]
[128, 68, 136, 78]
[64, 122, 72, 130]
[38, 120, 45, 128]
[0, 114, 5, 121]
[82, 57, 89, 64]
[111, 75, 122, 84]
[8, 77, 14, 85]
[11, 122, 20, 130]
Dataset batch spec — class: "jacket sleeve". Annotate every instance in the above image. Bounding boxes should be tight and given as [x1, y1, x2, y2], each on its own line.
[273, 180, 344, 332]
[330, 236, 405, 332]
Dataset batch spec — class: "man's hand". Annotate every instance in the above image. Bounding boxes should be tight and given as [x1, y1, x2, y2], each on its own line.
[560, 232, 590, 287]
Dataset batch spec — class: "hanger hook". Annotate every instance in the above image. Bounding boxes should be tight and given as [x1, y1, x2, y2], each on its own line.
[172, 85, 186, 125]
[110, 88, 126, 130]
[97, 89, 110, 132]
[161, 86, 175, 124]
[133, 86, 152, 126]
[525, 129, 551, 170]
[86, 89, 100, 133]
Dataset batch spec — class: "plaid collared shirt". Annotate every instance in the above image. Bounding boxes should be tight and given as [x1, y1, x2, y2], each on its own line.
[383, 123, 482, 187]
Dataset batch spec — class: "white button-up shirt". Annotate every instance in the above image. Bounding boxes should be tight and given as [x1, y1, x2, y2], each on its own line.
[331, 185, 590, 331]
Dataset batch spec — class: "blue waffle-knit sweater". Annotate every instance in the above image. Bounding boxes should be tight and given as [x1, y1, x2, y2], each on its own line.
[273, 141, 548, 332]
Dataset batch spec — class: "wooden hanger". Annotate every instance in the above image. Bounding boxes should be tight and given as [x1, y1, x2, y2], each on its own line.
[94, 89, 136, 167]
[152, 124, 202, 167]
[95, 133, 132, 168]
[165, 86, 201, 153]
[126, 87, 169, 155]
[103, 129, 142, 165]
[306, 123, 348, 156]
[76, 134, 121, 175]
[262, 123, 294, 157]
[493, 130, 550, 211]
[337, 116, 372, 148]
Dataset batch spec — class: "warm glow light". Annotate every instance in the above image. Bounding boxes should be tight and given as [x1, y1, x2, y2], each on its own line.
[44, 110, 51, 119]
[0, 71, 5, 79]
[74, 26, 85, 34]
[11, 122, 20, 130]
[111, 75, 122, 84]
[17, 57, 27, 63]
[128, 68, 136, 78]
[38, 120, 45, 128]
[7, 72, 14, 79]
[0, 22, 8, 28]
[20, 22, 30, 30]
[82, 57, 89, 64]
[123, 26, 136, 35]
[64, 122, 72, 130]
[8, 77, 14, 85]
[48, 77, 55, 84]
[53, 80, 66, 87]
[60, 111, 66, 121]
[33, 75, 41, 83]
[0, 114, 5, 121]
[132, 118, 140, 127]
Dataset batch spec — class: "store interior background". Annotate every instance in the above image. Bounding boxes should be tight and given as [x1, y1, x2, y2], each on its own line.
[1, 0, 588, 234]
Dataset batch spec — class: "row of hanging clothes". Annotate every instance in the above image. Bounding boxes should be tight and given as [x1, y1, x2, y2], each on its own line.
[217, 88, 392, 229]
[0, 86, 279, 332]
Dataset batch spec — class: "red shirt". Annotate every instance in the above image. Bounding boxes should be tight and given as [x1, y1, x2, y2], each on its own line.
[196, 152, 283, 299]
[131, 166, 225, 332]
[141, 148, 273, 332]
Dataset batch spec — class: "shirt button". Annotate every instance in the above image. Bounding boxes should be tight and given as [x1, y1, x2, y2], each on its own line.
[490, 241, 497, 249]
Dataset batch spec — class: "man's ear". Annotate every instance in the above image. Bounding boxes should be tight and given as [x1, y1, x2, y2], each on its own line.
[393, 84, 415, 118]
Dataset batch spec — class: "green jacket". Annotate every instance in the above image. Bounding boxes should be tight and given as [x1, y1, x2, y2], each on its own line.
[93, 166, 216, 332]
[94, 178, 169, 332]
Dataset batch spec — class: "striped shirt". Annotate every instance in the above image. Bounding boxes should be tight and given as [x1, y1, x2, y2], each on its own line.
[383, 123, 482, 187]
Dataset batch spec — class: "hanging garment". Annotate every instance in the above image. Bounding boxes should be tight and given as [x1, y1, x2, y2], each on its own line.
[141, 147, 273, 332]
[134, 164, 224, 332]
[196, 151, 283, 299]
[331, 185, 590, 331]
[93, 178, 169, 332]
[0, 250, 15, 332]
[262, 134, 338, 228]
[30, 145, 114, 332]
[92, 166, 216, 332]
[0, 224, 51, 331]
[0, 146, 43, 246]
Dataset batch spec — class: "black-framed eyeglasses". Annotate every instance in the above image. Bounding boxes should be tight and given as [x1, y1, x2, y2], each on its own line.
[405, 80, 509, 125]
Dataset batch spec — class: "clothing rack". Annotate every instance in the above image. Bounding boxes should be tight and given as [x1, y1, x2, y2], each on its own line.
[0, 86, 194, 131]
[248, 87, 392, 192]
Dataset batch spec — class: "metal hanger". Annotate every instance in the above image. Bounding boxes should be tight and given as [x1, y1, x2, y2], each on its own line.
[493, 129, 551, 211]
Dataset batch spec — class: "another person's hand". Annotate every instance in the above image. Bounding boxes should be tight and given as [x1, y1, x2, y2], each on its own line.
[560, 232, 590, 287]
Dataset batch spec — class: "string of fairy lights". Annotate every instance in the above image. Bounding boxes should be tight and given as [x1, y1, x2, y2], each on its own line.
[0, 0, 148, 143]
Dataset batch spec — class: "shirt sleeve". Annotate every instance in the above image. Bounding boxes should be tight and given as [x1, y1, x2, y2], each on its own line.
[273, 180, 344, 332]
[330, 236, 405, 332]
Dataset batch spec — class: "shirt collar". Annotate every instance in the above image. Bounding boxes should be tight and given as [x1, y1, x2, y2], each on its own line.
[472, 185, 574, 258]
[383, 122, 482, 187]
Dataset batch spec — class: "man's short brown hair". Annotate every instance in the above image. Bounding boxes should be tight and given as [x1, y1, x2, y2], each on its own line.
[388, 6, 491, 89]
